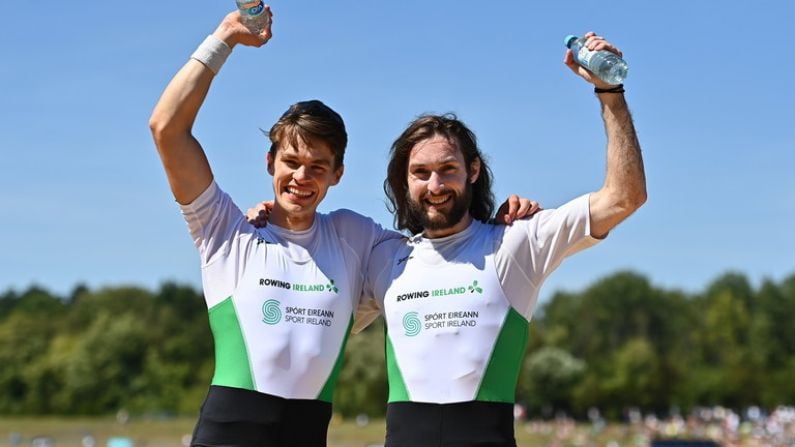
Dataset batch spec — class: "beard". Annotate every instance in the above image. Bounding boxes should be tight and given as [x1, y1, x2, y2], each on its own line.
[407, 183, 472, 233]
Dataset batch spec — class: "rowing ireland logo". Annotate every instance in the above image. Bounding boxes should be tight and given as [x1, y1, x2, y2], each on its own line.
[326, 279, 339, 294]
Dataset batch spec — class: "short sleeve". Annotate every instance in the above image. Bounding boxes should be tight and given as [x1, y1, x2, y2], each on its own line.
[329, 209, 401, 259]
[179, 181, 257, 306]
[495, 194, 600, 318]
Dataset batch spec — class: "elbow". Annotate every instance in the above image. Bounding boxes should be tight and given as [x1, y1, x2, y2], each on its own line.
[633, 187, 648, 210]
[599, 182, 648, 216]
[148, 112, 169, 143]
[148, 112, 183, 148]
[607, 187, 647, 217]
[148, 111, 164, 140]
[616, 178, 647, 212]
[620, 189, 647, 215]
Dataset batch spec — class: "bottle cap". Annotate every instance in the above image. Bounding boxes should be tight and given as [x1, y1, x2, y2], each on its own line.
[564, 35, 578, 48]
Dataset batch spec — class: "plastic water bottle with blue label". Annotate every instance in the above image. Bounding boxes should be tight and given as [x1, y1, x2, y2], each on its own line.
[565, 35, 628, 85]
[236, 0, 271, 35]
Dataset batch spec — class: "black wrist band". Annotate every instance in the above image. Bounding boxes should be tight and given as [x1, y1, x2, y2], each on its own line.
[594, 84, 625, 94]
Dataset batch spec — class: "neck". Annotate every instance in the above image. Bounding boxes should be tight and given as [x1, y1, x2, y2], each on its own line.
[422, 213, 473, 239]
[268, 206, 315, 231]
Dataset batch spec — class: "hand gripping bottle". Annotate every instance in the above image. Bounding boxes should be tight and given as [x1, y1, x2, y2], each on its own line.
[565, 35, 628, 85]
[236, 0, 271, 35]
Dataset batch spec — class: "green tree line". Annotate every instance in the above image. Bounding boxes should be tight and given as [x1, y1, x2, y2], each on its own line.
[1, 271, 793, 418]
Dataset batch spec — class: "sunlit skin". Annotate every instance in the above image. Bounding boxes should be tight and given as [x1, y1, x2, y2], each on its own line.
[407, 134, 481, 239]
[266, 138, 343, 230]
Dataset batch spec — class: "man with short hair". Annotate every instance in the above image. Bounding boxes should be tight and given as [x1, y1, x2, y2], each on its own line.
[358, 32, 646, 447]
[149, 8, 404, 446]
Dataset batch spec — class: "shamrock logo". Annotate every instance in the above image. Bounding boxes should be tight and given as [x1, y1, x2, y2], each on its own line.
[468, 280, 483, 294]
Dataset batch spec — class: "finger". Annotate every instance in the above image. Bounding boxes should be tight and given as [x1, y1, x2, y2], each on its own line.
[520, 199, 541, 218]
[259, 8, 274, 42]
[595, 43, 622, 57]
[502, 195, 521, 224]
[495, 204, 506, 224]
[564, 49, 591, 79]
[586, 36, 605, 50]
[508, 195, 521, 221]
[262, 5, 273, 22]
[585, 34, 622, 57]
[500, 204, 511, 224]
[591, 40, 615, 52]
[517, 200, 532, 218]
[494, 200, 511, 225]
[602, 43, 622, 57]
[564, 52, 597, 82]
[564, 49, 579, 71]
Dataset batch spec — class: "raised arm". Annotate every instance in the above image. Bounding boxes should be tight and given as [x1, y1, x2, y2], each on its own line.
[148, 9, 273, 205]
[588, 91, 646, 237]
[564, 32, 647, 238]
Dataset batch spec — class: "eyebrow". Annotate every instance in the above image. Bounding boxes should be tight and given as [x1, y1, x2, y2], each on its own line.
[409, 158, 461, 169]
[280, 153, 333, 167]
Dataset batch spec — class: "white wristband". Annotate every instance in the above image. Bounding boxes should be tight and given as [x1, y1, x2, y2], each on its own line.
[190, 35, 232, 75]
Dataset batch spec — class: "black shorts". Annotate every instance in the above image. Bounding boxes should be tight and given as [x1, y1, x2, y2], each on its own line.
[190, 385, 332, 447]
[385, 401, 516, 447]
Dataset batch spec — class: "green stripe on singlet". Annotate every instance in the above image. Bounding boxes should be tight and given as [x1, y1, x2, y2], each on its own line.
[317, 315, 354, 402]
[475, 308, 529, 402]
[386, 333, 410, 402]
[208, 297, 255, 390]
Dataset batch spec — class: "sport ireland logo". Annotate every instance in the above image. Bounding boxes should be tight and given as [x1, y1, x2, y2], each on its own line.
[262, 299, 282, 325]
[402, 312, 421, 337]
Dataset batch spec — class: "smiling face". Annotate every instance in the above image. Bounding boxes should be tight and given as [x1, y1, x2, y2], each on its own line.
[267, 136, 343, 230]
[406, 134, 480, 238]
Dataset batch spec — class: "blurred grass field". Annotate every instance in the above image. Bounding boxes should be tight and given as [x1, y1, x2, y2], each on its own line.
[0, 417, 647, 447]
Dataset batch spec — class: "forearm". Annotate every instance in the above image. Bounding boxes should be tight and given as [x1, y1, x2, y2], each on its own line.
[150, 26, 236, 142]
[589, 92, 647, 236]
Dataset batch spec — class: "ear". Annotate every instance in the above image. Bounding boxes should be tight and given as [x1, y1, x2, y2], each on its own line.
[468, 157, 481, 184]
[266, 152, 275, 175]
[331, 164, 344, 186]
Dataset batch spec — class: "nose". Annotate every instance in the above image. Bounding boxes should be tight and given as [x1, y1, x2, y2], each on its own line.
[293, 165, 309, 182]
[427, 172, 444, 194]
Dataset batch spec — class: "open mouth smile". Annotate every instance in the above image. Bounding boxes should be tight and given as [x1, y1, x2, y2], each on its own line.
[286, 186, 314, 199]
[425, 194, 451, 207]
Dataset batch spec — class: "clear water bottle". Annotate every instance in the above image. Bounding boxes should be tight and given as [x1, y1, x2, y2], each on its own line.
[564, 35, 628, 85]
[236, 0, 271, 35]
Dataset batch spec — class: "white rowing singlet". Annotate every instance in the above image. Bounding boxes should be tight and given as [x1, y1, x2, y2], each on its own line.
[364, 195, 599, 404]
[182, 182, 398, 401]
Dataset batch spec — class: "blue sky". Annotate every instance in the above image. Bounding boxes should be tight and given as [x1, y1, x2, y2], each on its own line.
[1, 1, 792, 304]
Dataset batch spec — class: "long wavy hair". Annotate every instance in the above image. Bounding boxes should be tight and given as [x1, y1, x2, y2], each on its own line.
[384, 114, 495, 234]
